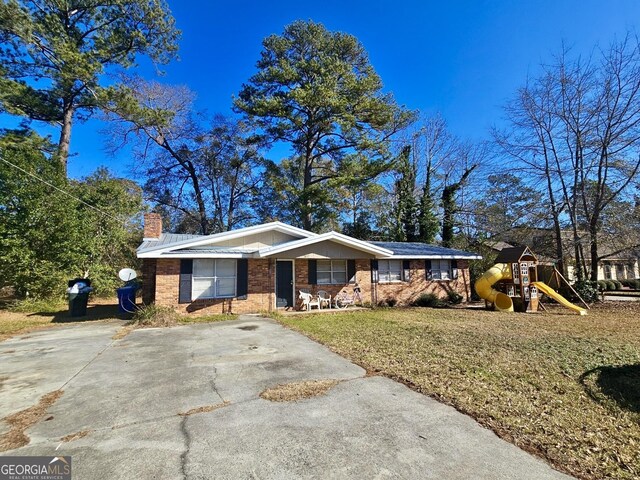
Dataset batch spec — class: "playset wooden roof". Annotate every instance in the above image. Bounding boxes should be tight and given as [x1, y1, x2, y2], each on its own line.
[495, 246, 537, 264]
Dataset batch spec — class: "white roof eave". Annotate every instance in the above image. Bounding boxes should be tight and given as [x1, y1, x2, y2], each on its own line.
[378, 254, 483, 260]
[136, 222, 316, 256]
[138, 252, 252, 259]
[257, 232, 394, 258]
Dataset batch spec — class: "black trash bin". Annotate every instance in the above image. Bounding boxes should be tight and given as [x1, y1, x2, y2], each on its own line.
[67, 278, 92, 317]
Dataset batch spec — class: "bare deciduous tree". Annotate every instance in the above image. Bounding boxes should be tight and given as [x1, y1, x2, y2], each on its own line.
[104, 77, 262, 234]
[495, 35, 640, 280]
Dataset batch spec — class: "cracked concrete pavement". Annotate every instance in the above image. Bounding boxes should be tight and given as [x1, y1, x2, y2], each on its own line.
[0, 316, 572, 479]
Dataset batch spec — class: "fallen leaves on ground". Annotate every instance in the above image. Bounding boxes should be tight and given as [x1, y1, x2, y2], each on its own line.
[0, 390, 64, 451]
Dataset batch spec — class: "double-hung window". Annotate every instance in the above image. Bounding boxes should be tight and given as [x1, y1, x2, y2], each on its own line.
[379, 260, 403, 282]
[431, 260, 451, 280]
[317, 260, 347, 284]
[192, 259, 236, 299]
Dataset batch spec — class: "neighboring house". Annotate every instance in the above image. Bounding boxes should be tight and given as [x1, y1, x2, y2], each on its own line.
[595, 252, 639, 282]
[137, 213, 481, 314]
[489, 228, 640, 282]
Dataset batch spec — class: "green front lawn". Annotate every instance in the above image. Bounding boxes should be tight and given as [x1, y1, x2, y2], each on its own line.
[280, 304, 640, 480]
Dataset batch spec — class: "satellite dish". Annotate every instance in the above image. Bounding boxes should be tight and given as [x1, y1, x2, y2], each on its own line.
[118, 268, 137, 282]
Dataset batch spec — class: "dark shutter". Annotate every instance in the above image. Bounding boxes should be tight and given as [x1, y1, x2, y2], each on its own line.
[179, 259, 193, 304]
[403, 260, 411, 282]
[347, 260, 356, 284]
[425, 260, 432, 280]
[451, 259, 458, 280]
[308, 259, 317, 284]
[236, 259, 248, 299]
[371, 259, 379, 283]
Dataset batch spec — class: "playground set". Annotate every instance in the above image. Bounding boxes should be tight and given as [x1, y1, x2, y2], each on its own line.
[475, 246, 588, 315]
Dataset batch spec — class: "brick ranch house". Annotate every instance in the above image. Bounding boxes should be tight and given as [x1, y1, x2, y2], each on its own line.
[138, 213, 481, 314]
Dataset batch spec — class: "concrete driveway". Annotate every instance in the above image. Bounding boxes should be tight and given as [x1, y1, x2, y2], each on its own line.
[0, 317, 571, 479]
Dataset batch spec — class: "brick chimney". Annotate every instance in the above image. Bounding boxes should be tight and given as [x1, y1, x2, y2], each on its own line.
[143, 213, 162, 239]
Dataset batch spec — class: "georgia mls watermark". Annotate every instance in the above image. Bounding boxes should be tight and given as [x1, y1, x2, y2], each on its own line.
[0, 456, 71, 480]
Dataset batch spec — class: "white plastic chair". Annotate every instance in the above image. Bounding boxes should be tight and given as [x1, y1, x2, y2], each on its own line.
[299, 290, 320, 311]
[317, 290, 331, 309]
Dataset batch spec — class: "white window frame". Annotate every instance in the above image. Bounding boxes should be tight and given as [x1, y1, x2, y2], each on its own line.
[192, 259, 237, 299]
[431, 260, 452, 281]
[379, 260, 404, 283]
[317, 260, 347, 285]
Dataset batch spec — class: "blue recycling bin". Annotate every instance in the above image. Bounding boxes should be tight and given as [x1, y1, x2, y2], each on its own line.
[116, 285, 138, 313]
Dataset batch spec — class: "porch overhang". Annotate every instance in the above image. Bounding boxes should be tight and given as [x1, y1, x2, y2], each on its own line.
[257, 232, 393, 259]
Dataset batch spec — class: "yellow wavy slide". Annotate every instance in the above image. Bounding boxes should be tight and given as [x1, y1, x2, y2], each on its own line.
[532, 282, 587, 315]
[474, 263, 514, 312]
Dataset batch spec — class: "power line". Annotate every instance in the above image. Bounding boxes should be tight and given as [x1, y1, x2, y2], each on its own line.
[0, 156, 128, 224]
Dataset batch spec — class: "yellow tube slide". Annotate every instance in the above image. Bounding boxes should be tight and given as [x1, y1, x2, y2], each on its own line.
[474, 263, 514, 312]
[532, 282, 587, 315]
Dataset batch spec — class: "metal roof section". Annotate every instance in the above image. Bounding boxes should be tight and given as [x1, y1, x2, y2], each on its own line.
[257, 231, 394, 258]
[142, 247, 256, 259]
[136, 223, 482, 260]
[137, 233, 202, 252]
[485, 240, 514, 251]
[137, 222, 316, 256]
[370, 241, 482, 259]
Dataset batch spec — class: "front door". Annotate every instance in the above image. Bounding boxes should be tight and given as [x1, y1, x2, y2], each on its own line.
[276, 261, 294, 308]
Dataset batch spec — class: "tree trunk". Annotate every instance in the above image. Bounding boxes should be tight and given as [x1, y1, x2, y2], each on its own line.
[441, 185, 455, 248]
[191, 172, 209, 235]
[441, 165, 477, 248]
[589, 218, 600, 281]
[57, 104, 74, 175]
[573, 235, 584, 281]
[303, 155, 313, 231]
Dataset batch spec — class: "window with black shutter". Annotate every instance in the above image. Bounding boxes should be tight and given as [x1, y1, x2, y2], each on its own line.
[402, 260, 411, 282]
[179, 259, 193, 304]
[308, 259, 317, 284]
[347, 260, 356, 284]
[236, 259, 248, 299]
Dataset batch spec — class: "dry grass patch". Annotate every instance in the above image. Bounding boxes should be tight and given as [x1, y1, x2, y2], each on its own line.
[131, 305, 179, 328]
[0, 310, 65, 341]
[0, 390, 63, 451]
[131, 305, 237, 329]
[60, 430, 91, 443]
[178, 314, 238, 324]
[112, 325, 135, 340]
[280, 304, 640, 480]
[1, 297, 123, 341]
[178, 401, 229, 416]
[260, 380, 340, 402]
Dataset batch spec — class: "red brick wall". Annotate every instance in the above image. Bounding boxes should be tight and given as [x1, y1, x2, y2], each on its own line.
[141, 259, 156, 304]
[152, 258, 472, 314]
[293, 259, 470, 307]
[375, 260, 470, 306]
[154, 258, 275, 315]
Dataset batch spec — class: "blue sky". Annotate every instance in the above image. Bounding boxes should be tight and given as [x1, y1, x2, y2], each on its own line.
[5, 0, 640, 178]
